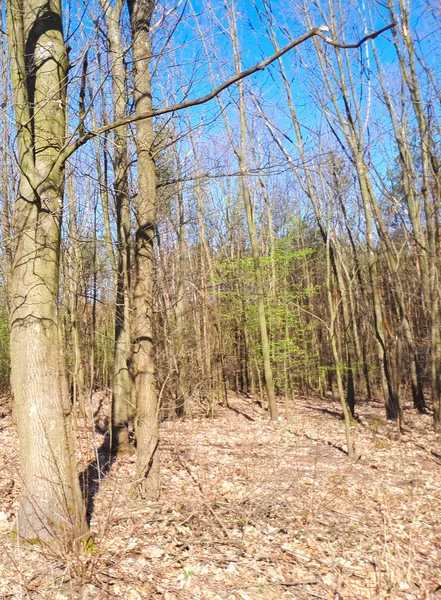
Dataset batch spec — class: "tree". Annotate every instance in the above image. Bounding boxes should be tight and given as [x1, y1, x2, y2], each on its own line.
[99, 0, 135, 454]
[128, 0, 160, 496]
[7, 0, 88, 544]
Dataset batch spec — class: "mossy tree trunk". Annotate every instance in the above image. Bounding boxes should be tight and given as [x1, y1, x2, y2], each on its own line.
[7, 0, 87, 545]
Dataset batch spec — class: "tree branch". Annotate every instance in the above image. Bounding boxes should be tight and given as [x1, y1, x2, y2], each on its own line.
[316, 23, 395, 48]
[57, 23, 395, 166]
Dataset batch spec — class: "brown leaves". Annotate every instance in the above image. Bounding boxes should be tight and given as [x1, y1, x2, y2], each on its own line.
[0, 391, 440, 598]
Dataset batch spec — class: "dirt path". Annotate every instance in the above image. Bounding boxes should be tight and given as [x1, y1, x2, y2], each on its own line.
[1, 392, 440, 599]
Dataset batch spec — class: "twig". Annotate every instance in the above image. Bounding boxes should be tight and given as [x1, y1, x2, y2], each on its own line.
[307, 593, 331, 600]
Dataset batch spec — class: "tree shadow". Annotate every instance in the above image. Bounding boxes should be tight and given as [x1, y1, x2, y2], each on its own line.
[227, 405, 256, 422]
[431, 450, 441, 461]
[304, 404, 344, 419]
[79, 430, 117, 524]
[94, 415, 110, 436]
[93, 395, 106, 420]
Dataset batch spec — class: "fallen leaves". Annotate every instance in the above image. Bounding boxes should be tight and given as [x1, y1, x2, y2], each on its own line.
[0, 391, 440, 598]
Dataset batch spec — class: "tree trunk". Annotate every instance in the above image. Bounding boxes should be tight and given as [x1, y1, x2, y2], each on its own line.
[67, 174, 86, 416]
[128, 0, 160, 497]
[100, 0, 134, 453]
[174, 187, 187, 416]
[7, 0, 87, 545]
[326, 235, 354, 457]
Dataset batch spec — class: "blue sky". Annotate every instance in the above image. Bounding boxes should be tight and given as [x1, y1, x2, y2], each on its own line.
[55, 0, 441, 242]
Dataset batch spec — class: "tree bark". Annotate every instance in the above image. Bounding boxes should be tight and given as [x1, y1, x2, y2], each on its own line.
[174, 185, 187, 416]
[128, 0, 160, 496]
[100, 0, 135, 453]
[7, 0, 87, 545]
[67, 174, 86, 416]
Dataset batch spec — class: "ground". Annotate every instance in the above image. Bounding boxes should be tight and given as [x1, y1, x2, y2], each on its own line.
[1, 391, 441, 599]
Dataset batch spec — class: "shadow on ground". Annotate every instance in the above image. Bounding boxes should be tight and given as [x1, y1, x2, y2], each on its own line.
[79, 429, 116, 524]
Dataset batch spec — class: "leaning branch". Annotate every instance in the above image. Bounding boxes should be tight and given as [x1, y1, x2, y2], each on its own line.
[57, 23, 395, 166]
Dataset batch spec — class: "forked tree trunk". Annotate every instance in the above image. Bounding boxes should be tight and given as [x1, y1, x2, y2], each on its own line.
[7, 0, 87, 544]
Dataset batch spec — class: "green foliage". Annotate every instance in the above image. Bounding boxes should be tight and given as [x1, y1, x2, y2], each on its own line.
[83, 536, 97, 554]
[213, 220, 322, 392]
[183, 568, 194, 579]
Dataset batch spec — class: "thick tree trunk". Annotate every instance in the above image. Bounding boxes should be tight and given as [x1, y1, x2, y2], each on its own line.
[7, 0, 87, 544]
[11, 181, 87, 544]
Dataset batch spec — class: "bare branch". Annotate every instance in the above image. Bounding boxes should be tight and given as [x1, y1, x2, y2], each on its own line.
[57, 23, 395, 166]
[316, 23, 395, 48]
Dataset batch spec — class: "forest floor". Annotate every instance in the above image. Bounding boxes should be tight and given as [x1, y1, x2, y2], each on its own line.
[1, 390, 441, 600]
